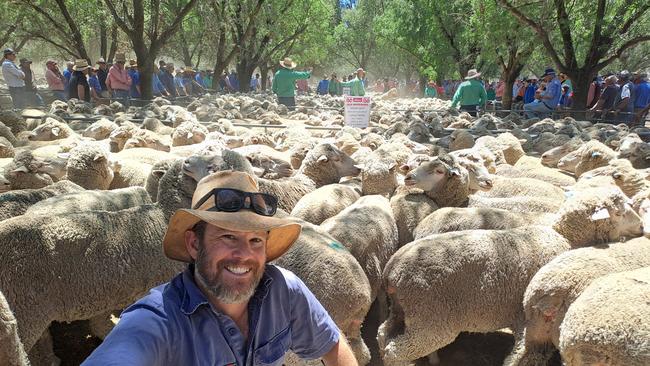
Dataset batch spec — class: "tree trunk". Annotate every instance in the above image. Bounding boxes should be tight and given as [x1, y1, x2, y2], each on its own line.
[100, 18, 108, 60]
[418, 74, 427, 97]
[565, 68, 593, 118]
[107, 25, 118, 63]
[260, 67, 269, 91]
[134, 45, 154, 101]
[500, 63, 525, 111]
[236, 61, 256, 93]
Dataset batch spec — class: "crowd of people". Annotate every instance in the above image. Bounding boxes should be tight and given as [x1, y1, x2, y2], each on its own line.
[2, 47, 649, 124]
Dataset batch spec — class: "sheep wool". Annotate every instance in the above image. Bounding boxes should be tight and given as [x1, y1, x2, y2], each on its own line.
[65, 143, 114, 190]
[0, 180, 84, 222]
[552, 186, 643, 247]
[0, 290, 29, 366]
[379, 226, 570, 364]
[390, 190, 439, 246]
[510, 238, 650, 366]
[3, 151, 54, 190]
[559, 266, 650, 366]
[25, 186, 152, 216]
[290, 183, 361, 225]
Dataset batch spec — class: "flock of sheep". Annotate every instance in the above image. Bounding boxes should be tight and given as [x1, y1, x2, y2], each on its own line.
[1, 92, 649, 366]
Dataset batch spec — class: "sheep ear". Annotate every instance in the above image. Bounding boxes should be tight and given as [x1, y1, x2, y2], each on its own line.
[186, 132, 193, 139]
[591, 151, 602, 158]
[388, 162, 397, 171]
[317, 155, 329, 163]
[12, 166, 29, 173]
[369, 142, 377, 149]
[399, 164, 410, 172]
[51, 127, 60, 136]
[57, 153, 70, 159]
[591, 207, 610, 221]
[449, 168, 460, 177]
[612, 172, 622, 179]
[93, 154, 106, 162]
[152, 169, 166, 178]
[354, 164, 365, 170]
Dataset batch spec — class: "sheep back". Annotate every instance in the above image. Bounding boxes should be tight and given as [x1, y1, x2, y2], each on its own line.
[0, 180, 83, 221]
[290, 183, 361, 225]
[25, 186, 152, 216]
[65, 144, 114, 190]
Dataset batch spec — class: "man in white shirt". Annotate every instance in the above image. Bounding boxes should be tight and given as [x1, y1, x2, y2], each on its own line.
[1, 49, 26, 109]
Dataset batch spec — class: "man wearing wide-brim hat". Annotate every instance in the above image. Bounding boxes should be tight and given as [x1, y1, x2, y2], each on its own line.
[1, 48, 26, 109]
[272, 57, 312, 110]
[450, 69, 487, 116]
[82, 171, 357, 365]
[106, 52, 132, 106]
[523, 67, 562, 119]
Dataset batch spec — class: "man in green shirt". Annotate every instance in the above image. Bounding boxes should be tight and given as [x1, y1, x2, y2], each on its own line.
[450, 69, 487, 116]
[425, 81, 438, 98]
[272, 57, 311, 110]
[328, 74, 342, 96]
[341, 68, 366, 96]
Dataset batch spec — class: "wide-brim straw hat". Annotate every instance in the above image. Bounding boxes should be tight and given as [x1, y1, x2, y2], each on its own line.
[162, 171, 302, 263]
[279, 57, 297, 69]
[465, 69, 481, 79]
[128, 59, 138, 67]
[114, 53, 126, 63]
[72, 59, 91, 71]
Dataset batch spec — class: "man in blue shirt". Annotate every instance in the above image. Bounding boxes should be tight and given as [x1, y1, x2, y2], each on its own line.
[524, 68, 562, 119]
[63, 61, 73, 97]
[633, 72, 650, 125]
[317, 75, 330, 95]
[82, 171, 357, 366]
[127, 60, 141, 98]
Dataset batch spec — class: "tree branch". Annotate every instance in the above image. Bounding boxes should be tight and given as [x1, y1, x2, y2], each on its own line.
[595, 35, 650, 70]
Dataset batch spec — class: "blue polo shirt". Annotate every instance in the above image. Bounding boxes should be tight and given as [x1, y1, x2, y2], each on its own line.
[82, 264, 339, 366]
[634, 80, 650, 109]
[543, 77, 562, 108]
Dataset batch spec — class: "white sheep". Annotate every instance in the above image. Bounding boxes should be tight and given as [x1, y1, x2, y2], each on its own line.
[0, 180, 83, 222]
[64, 143, 115, 190]
[378, 225, 570, 365]
[3, 151, 55, 190]
[27, 117, 76, 141]
[290, 181, 361, 225]
[540, 137, 583, 167]
[448, 129, 474, 151]
[558, 266, 650, 366]
[494, 164, 576, 188]
[0, 289, 29, 366]
[25, 186, 151, 216]
[82, 118, 118, 140]
[357, 156, 398, 197]
[171, 121, 208, 146]
[508, 237, 650, 366]
[389, 189, 439, 247]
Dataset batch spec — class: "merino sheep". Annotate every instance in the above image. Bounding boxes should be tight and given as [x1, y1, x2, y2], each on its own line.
[256, 143, 360, 212]
[0, 180, 83, 221]
[245, 152, 294, 179]
[358, 157, 398, 196]
[573, 140, 617, 177]
[112, 147, 176, 166]
[3, 151, 54, 190]
[552, 186, 642, 247]
[108, 159, 152, 189]
[0, 136, 14, 158]
[123, 129, 171, 152]
[141, 117, 173, 135]
[494, 164, 576, 187]
[82, 118, 118, 140]
[274, 219, 372, 366]
[541, 137, 583, 167]
[618, 141, 650, 169]
[65, 143, 115, 189]
[413, 207, 554, 239]
[0, 121, 17, 146]
[448, 129, 474, 151]
[468, 195, 563, 213]
[475, 176, 565, 201]
[27, 117, 76, 141]
[0, 173, 10, 194]
[577, 158, 650, 198]
[0, 204, 184, 357]
[320, 195, 399, 300]
[379, 226, 570, 364]
[558, 266, 650, 366]
[0, 289, 29, 366]
[390, 190, 439, 247]
[290, 182, 361, 225]
[25, 186, 151, 216]
[171, 121, 208, 146]
[509, 238, 650, 366]
[404, 154, 472, 207]
[145, 159, 178, 202]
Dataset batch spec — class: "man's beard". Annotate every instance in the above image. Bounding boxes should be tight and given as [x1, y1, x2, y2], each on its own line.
[194, 245, 264, 304]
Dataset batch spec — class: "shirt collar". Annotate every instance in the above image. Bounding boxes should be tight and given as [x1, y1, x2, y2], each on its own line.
[180, 264, 274, 316]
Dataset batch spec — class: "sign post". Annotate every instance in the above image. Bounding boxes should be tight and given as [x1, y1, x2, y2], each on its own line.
[344, 96, 371, 129]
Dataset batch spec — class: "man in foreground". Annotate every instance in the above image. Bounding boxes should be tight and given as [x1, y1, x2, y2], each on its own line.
[82, 171, 357, 365]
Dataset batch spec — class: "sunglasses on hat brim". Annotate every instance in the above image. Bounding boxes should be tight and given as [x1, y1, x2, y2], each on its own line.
[193, 188, 278, 216]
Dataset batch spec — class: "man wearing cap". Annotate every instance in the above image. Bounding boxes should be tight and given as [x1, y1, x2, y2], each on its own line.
[19, 58, 45, 107]
[159, 63, 177, 98]
[523, 68, 562, 119]
[45, 60, 67, 101]
[106, 53, 132, 106]
[450, 69, 487, 116]
[272, 57, 312, 109]
[340, 68, 366, 96]
[614, 71, 635, 123]
[68, 59, 91, 102]
[1, 49, 26, 109]
[82, 171, 357, 366]
[96, 58, 110, 98]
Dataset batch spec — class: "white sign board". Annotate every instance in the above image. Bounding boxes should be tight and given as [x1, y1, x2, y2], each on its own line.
[344, 96, 371, 129]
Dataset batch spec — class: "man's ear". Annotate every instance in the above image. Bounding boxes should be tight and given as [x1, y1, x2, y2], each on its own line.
[184, 230, 200, 261]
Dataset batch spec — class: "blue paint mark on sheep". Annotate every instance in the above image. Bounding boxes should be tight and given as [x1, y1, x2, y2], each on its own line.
[329, 241, 347, 251]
